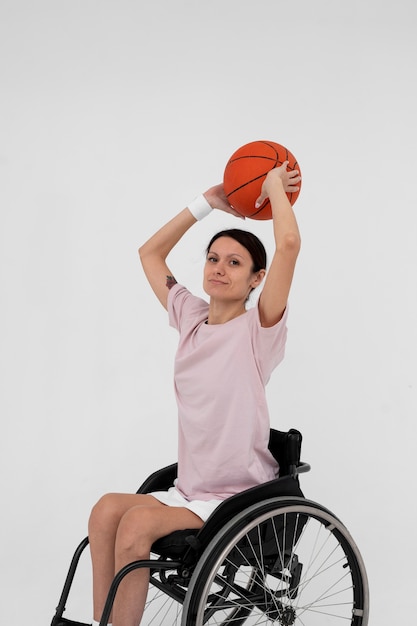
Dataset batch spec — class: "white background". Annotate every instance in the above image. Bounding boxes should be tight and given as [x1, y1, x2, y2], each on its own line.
[1, 1, 416, 624]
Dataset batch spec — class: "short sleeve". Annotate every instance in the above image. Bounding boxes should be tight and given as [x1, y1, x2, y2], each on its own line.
[247, 303, 289, 384]
[168, 284, 209, 332]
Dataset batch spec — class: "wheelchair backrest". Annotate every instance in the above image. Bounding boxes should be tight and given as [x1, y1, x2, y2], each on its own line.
[268, 428, 302, 477]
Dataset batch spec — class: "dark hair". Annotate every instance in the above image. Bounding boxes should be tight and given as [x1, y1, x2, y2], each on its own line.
[206, 229, 267, 272]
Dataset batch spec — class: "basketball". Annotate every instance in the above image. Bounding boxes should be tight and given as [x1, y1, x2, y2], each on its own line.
[223, 140, 302, 220]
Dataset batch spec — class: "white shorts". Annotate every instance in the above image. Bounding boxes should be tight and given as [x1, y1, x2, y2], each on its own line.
[148, 485, 223, 522]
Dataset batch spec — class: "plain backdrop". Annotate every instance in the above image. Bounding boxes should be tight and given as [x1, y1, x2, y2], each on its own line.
[1, 1, 416, 624]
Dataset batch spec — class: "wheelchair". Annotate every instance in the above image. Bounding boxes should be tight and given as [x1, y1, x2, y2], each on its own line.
[51, 428, 369, 626]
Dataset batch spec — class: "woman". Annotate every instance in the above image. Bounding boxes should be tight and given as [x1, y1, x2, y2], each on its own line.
[88, 161, 301, 626]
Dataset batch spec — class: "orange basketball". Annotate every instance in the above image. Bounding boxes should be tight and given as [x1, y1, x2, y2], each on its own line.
[223, 140, 301, 219]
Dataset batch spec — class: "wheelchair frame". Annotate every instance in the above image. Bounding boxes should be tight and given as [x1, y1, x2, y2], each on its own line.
[51, 429, 369, 626]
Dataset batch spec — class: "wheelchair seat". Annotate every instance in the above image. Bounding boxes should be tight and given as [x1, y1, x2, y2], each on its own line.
[51, 428, 369, 626]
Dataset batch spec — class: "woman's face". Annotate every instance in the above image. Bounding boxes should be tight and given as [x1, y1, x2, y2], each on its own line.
[203, 236, 264, 303]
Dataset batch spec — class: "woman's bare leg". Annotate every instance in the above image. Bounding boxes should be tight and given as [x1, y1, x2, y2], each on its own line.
[88, 493, 163, 622]
[112, 505, 203, 626]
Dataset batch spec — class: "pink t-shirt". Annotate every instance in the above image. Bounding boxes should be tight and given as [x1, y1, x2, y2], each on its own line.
[168, 284, 288, 501]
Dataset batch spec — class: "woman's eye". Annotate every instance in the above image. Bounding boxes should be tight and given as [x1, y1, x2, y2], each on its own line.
[207, 256, 239, 265]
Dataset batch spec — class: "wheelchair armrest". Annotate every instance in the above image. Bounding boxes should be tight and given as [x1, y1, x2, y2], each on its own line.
[295, 461, 311, 475]
[136, 463, 178, 494]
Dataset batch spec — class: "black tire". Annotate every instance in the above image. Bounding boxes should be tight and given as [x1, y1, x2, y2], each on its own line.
[182, 497, 369, 626]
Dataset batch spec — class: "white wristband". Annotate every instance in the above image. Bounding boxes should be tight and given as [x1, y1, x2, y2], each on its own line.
[187, 194, 213, 221]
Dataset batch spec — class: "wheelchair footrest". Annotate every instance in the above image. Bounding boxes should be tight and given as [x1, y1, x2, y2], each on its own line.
[51, 617, 91, 626]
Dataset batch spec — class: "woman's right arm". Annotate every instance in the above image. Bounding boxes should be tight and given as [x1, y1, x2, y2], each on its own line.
[139, 187, 239, 309]
[138, 208, 197, 310]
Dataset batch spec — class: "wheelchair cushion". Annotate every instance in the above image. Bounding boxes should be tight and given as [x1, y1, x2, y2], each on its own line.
[152, 529, 199, 558]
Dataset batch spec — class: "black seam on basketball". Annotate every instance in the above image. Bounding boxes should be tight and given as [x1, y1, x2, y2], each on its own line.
[260, 141, 298, 172]
[259, 141, 279, 164]
[266, 142, 288, 164]
[228, 155, 277, 164]
[226, 171, 271, 197]
[247, 198, 271, 218]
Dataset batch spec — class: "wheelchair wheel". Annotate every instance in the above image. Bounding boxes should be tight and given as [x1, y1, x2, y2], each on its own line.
[182, 497, 369, 625]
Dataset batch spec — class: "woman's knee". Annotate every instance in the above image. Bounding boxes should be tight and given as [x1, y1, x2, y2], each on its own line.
[115, 507, 157, 557]
[88, 493, 122, 535]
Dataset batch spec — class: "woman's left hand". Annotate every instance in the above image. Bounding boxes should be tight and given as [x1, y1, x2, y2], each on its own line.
[255, 162, 301, 208]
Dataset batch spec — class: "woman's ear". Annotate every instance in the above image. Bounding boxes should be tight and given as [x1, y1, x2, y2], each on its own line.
[251, 269, 266, 289]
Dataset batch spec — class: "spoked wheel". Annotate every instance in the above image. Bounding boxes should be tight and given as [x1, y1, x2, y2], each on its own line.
[182, 497, 369, 626]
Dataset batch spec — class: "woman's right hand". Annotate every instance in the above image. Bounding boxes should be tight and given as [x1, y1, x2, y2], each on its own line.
[204, 184, 244, 219]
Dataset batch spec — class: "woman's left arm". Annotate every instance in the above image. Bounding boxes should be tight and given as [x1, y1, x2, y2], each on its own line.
[255, 163, 302, 328]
